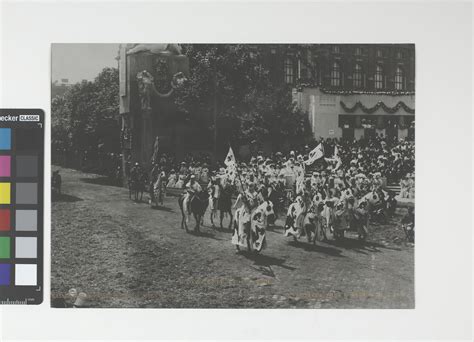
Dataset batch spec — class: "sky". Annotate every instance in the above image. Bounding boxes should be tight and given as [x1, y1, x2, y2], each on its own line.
[52, 43, 120, 84]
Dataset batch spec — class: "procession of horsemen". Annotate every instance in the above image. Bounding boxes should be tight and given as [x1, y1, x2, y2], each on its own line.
[126, 136, 415, 253]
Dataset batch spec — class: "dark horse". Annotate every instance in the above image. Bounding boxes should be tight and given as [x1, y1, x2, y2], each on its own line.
[178, 190, 209, 233]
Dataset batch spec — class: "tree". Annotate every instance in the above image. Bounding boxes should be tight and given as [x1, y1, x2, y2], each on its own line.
[51, 67, 120, 166]
[173, 44, 311, 156]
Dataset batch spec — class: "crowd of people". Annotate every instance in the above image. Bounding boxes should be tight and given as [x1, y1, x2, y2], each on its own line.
[61, 134, 414, 249]
[146, 135, 414, 201]
[126, 135, 414, 245]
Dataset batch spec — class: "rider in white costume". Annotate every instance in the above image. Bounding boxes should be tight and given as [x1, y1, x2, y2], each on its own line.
[183, 175, 202, 216]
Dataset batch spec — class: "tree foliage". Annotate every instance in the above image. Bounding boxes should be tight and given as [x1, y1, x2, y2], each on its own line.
[174, 44, 311, 150]
[52, 67, 120, 155]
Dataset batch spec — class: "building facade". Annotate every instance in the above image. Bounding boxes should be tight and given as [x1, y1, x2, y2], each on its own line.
[258, 44, 415, 141]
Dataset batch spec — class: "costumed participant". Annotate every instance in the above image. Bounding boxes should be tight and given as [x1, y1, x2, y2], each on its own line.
[310, 171, 320, 190]
[231, 182, 258, 250]
[152, 170, 166, 206]
[332, 198, 349, 239]
[166, 169, 177, 188]
[284, 189, 307, 240]
[407, 173, 415, 199]
[200, 163, 210, 184]
[249, 199, 275, 252]
[175, 173, 186, 188]
[350, 197, 369, 240]
[372, 172, 383, 191]
[208, 173, 221, 227]
[218, 176, 234, 229]
[194, 162, 202, 182]
[301, 179, 319, 243]
[178, 161, 188, 175]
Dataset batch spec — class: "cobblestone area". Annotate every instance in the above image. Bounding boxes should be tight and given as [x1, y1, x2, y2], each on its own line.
[51, 168, 414, 308]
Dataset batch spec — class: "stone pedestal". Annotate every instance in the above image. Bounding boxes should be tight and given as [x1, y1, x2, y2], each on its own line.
[118, 44, 189, 175]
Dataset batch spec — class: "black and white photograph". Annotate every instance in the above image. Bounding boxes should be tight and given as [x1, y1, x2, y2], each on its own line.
[0, 0, 472, 339]
[50, 43, 416, 309]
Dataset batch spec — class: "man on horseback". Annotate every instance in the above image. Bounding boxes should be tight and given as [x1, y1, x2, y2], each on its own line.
[183, 175, 202, 220]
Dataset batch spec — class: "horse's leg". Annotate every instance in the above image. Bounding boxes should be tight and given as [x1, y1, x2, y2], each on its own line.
[194, 214, 200, 232]
[179, 199, 188, 232]
[210, 209, 215, 228]
[228, 210, 233, 230]
[219, 210, 225, 229]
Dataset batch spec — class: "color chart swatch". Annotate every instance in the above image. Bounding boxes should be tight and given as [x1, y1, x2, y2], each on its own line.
[0, 109, 43, 304]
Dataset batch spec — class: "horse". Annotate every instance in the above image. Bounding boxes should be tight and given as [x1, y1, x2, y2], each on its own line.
[129, 170, 147, 202]
[178, 190, 209, 233]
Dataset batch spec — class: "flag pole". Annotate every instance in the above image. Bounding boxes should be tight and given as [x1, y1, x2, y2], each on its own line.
[228, 143, 250, 206]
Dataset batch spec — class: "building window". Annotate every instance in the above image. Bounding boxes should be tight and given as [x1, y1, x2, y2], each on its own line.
[353, 64, 363, 88]
[376, 49, 383, 58]
[355, 47, 362, 56]
[394, 66, 404, 90]
[374, 65, 384, 90]
[330, 62, 341, 87]
[332, 45, 340, 53]
[284, 58, 295, 84]
[396, 51, 403, 59]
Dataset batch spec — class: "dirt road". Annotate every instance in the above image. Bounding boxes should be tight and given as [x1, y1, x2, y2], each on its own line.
[51, 168, 414, 308]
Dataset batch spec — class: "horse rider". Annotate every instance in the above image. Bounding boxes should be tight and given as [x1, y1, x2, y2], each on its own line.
[130, 162, 142, 184]
[183, 174, 202, 216]
[208, 173, 221, 222]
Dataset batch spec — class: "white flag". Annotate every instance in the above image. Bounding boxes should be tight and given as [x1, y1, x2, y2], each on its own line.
[224, 146, 237, 182]
[224, 146, 236, 167]
[332, 145, 342, 170]
[304, 143, 324, 165]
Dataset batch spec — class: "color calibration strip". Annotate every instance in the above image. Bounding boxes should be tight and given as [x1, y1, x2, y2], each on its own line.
[0, 109, 43, 304]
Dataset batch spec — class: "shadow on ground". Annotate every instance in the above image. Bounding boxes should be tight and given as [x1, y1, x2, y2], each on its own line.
[150, 205, 174, 212]
[288, 240, 345, 257]
[324, 237, 402, 254]
[241, 251, 297, 271]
